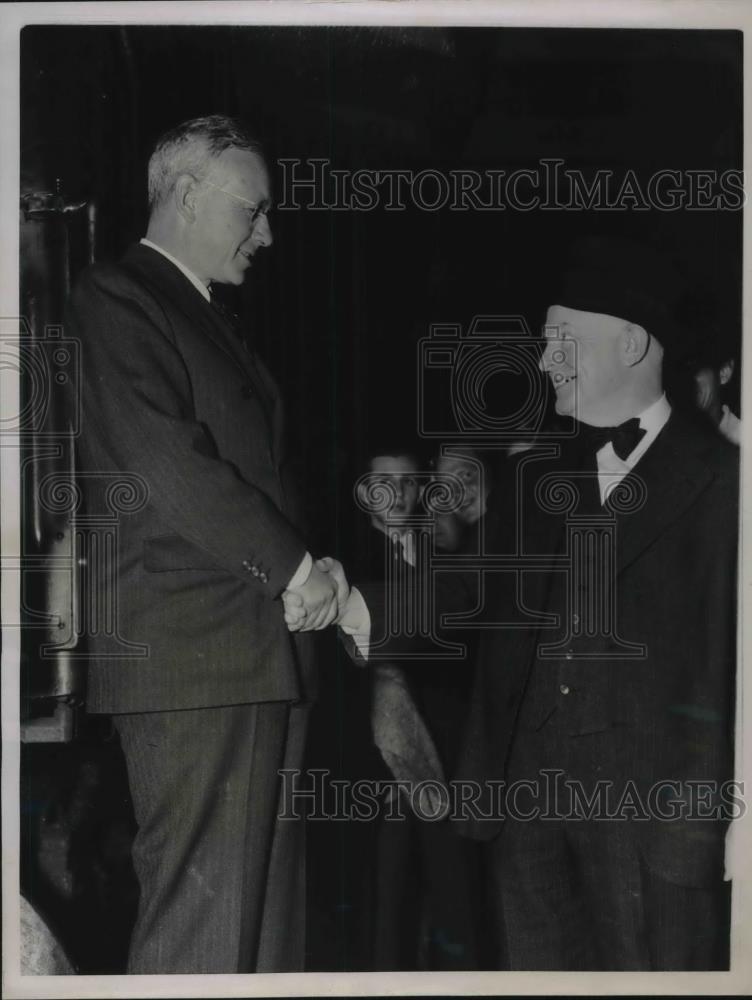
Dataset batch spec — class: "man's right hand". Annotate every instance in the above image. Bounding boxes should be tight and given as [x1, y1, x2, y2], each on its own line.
[283, 562, 339, 631]
[313, 557, 350, 607]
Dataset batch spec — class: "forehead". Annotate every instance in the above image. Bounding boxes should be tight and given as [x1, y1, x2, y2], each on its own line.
[437, 454, 478, 475]
[209, 147, 270, 198]
[545, 304, 625, 339]
[694, 366, 719, 385]
[545, 304, 594, 331]
[370, 455, 418, 476]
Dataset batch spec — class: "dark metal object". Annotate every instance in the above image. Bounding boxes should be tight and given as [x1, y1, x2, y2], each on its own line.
[21, 190, 88, 221]
[19, 179, 95, 742]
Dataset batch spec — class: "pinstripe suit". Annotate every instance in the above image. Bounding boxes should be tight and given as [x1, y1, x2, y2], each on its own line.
[358, 412, 738, 968]
[67, 242, 314, 971]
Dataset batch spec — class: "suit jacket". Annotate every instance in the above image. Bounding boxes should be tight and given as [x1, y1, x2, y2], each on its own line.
[66, 243, 314, 713]
[361, 410, 738, 887]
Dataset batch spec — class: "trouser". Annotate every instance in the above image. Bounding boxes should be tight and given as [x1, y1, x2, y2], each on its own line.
[114, 701, 308, 973]
[490, 721, 731, 970]
[489, 813, 730, 970]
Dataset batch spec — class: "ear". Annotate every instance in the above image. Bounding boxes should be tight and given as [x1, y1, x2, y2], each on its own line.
[173, 173, 200, 223]
[621, 323, 650, 367]
[719, 359, 735, 385]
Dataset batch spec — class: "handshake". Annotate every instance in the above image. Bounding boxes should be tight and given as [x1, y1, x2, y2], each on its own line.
[282, 557, 351, 632]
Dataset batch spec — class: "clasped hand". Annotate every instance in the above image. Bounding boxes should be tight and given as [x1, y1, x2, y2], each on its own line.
[283, 557, 349, 631]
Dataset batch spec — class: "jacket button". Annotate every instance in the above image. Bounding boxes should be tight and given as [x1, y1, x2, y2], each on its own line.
[560, 684, 570, 695]
[241, 385, 254, 399]
[259, 572, 268, 584]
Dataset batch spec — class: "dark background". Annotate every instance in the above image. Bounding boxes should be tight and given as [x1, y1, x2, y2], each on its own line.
[19, 24, 743, 972]
[22, 26, 744, 533]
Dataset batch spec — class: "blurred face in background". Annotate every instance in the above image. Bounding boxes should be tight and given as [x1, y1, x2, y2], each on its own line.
[436, 452, 489, 525]
[367, 454, 420, 529]
[694, 359, 734, 426]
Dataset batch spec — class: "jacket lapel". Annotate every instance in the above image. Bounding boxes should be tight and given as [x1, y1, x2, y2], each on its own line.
[123, 243, 277, 429]
[514, 445, 571, 621]
[252, 353, 285, 459]
[124, 244, 241, 368]
[521, 420, 716, 591]
[614, 412, 715, 575]
[197, 299, 276, 416]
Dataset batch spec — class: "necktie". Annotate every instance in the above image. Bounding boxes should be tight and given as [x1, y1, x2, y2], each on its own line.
[208, 296, 273, 418]
[209, 296, 247, 347]
[577, 416, 646, 461]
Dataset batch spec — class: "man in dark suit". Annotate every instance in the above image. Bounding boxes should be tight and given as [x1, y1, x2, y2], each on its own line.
[66, 115, 345, 973]
[292, 238, 739, 969]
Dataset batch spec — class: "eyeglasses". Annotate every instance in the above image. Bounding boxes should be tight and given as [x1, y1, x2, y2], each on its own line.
[202, 179, 270, 225]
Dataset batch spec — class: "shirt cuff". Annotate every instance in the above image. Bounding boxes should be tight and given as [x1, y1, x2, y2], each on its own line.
[286, 551, 313, 591]
[338, 586, 372, 661]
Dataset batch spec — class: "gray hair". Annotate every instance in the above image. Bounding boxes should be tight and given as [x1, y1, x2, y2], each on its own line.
[147, 115, 264, 210]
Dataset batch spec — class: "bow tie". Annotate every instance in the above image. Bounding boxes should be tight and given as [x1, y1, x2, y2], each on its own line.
[577, 417, 646, 461]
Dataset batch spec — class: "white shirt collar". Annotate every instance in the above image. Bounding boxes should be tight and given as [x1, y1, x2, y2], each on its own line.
[370, 518, 416, 567]
[596, 393, 670, 467]
[636, 392, 671, 433]
[140, 238, 211, 302]
[596, 393, 671, 504]
[628, 392, 672, 463]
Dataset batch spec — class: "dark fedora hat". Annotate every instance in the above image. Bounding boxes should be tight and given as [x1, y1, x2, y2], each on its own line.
[551, 235, 688, 356]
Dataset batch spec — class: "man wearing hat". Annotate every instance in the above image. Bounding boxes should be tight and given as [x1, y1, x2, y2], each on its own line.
[478, 236, 739, 969]
[298, 236, 739, 969]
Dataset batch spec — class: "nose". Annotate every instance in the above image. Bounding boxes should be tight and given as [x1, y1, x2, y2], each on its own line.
[253, 213, 273, 248]
[539, 339, 554, 373]
[539, 334, 566, 373]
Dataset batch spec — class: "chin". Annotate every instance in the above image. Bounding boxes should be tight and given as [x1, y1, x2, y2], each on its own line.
[554, 396, 575, 418]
